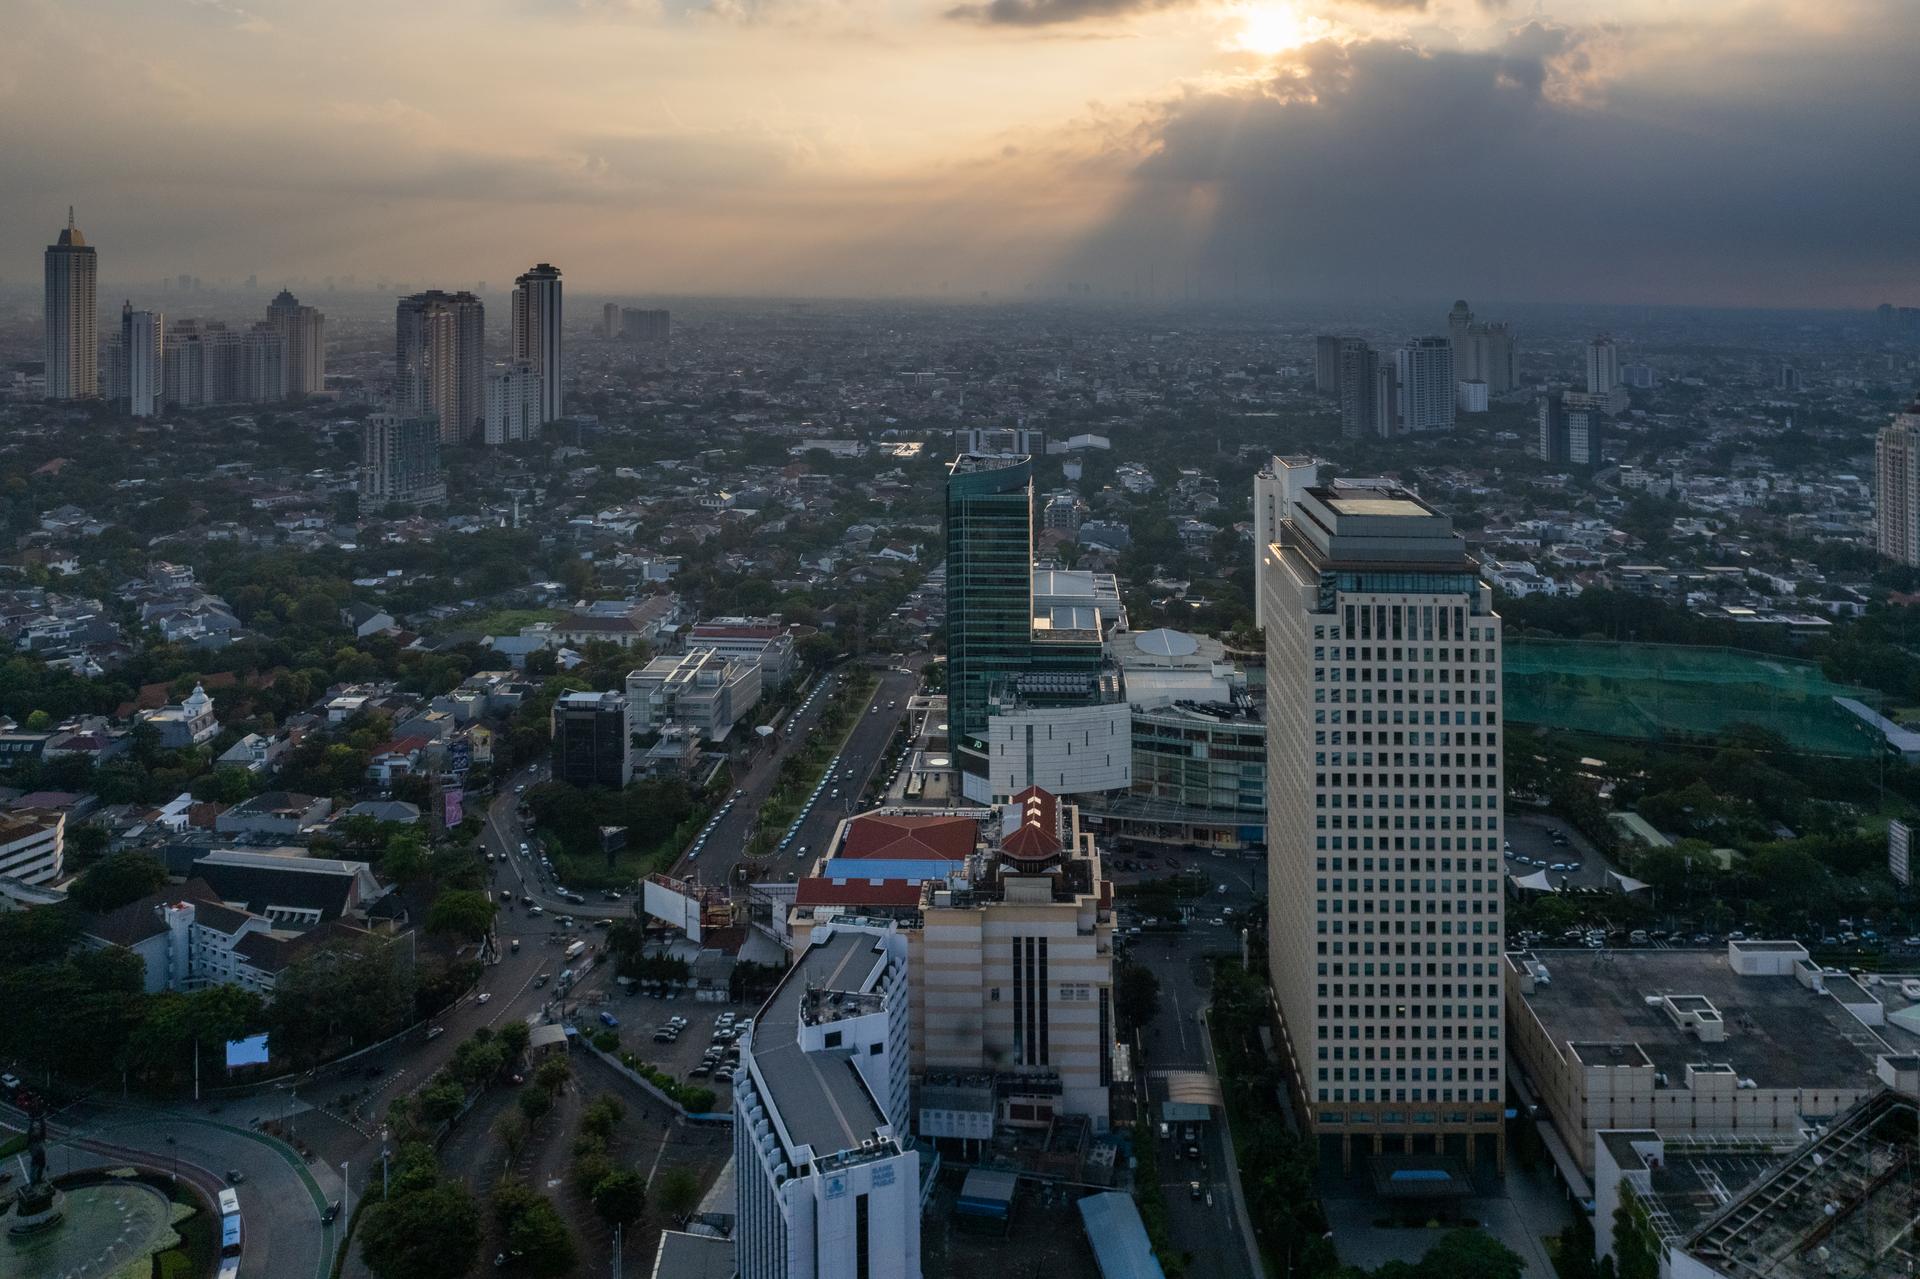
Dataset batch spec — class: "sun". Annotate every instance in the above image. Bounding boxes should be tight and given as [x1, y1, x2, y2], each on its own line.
[1230, 1, 1328, 57]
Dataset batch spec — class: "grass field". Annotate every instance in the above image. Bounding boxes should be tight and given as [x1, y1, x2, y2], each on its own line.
[454, 607, 564, 635]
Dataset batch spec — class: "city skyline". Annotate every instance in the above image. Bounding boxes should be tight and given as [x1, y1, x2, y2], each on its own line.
[3, 0, 1916, 306]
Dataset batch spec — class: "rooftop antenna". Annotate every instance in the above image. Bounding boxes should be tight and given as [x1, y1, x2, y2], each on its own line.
[68, 206, 75, 232]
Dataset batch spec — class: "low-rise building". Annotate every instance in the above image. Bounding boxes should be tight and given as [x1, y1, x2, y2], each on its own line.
[685, 618, 796, 687]
[551, 690, 631, 788]
[0, 810, 64, 886]
[213, 791, 333, 840]
[136, 683, 219, 749]
[627, 650, 762, 744]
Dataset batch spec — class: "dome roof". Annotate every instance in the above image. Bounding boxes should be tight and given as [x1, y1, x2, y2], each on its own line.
[1135, 627, 1199, 658]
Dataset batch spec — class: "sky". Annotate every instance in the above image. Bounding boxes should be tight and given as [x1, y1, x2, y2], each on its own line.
[2, 0, 1915, 306]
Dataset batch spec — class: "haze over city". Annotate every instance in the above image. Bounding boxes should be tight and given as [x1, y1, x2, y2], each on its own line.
[4, 0, 1916, 303]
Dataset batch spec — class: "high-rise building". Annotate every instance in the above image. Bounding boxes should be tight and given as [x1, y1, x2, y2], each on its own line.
[158, 320, 285, 407]
[1445, 300, 1473, 366]
[1777, 363, 1801, 392]
[240, 322, 290, 402]
[947, 453, 1038, 780]
[1336, 338, 1379, 439]
[621, 307, 671, 346]
[1257, 480, 1506, 1171]
[550, 690, 632, 788]
[1875, 404, 1920, 567]
[956, 426, 1045, 456]
[1537, 393, 1605, 466]
[267, 289, 326, 398]
[733, 921, 920, 1279]
[117, 303, 164, 419]
[602, 301, 622, 339]
[1314, 335, 1343, 396]
[484, 361, 542, 445]
[1395, 337, 1456, 433]
[1253, 455, 1324, 609]
[1445, 301, 1517, 396]
[43, 209, 98, 401]
[511, 263, 563, 424]
[359, 412, 447, 511]
[1621, 363, 1655, 390]
[395, 290, 486, 444]
[1586, 335, 1620, 395]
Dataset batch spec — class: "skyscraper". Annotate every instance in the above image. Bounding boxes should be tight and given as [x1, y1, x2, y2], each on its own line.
[621, 307, 672, 370]
[267, 289, 326, 398]
[360, 412, 447, 511]
[1445, 300, 1473, 367]
[1258, 479, 1506, 1172]
[511, 263, 563, 424]
[602, 301, 622, 339]
[1586, 335, 1620, 395]
[1395, 337, 1456, 433]
[1314, 335, 1343, 396]
[946, 453, 1037, 788]
[1445, 301, 1518, 396]
[1336, 338, 1379, 439]
[484, 361, 542, 445]
[1876, 404, 1920, 567]
[1537, 394, 1604, 466]
[117, 303, 163, 418]
[396, 290, 486, 444]
[160, 320, 285, 407]
[43, 209, 98, 401]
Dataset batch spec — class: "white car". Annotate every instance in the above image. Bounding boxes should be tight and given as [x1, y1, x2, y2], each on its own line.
[476, 992, 491, 1004]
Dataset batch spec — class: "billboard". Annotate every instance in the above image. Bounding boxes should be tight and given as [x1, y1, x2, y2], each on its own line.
[643, 876, 704, 944]
[443, 788, 465, 828]
[448, 741, 472, 774]
[1892, 820, 1911, 888]
[224, 1033, 271, 1069]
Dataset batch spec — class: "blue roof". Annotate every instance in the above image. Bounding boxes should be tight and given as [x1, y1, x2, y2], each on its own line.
[820, 858, 956, 883]
[1390, 1169, 1452, 1182]
[1077, 1192, 1165, 1279]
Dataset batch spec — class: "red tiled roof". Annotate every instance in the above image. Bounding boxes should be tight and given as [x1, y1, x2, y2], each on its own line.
[838, 813, 977, 861]
[1003, 786, 1062, 861]
[796, 878, 924, 907]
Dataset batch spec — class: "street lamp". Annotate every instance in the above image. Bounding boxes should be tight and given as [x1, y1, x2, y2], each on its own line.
[340, 1161, 351, 1228]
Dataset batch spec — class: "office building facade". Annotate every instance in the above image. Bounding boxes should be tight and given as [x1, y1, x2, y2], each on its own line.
[267, 289, 326, 397]
[359, 412, 447, 511]
[626, 650, 763, 743]
[117, 303, 164, 418]
[1395, 337, 1456, 433]
[550, 690, 632, 788]
[1586, 335, 1620, 395]
[947, 454, 1037, 775]
[1258, 480, 1506, 1169]
[396, 290, 486, 444]
[512, 263, 563, 424]
[1538, 393, 1606, 467]
[1876, 404, 1920, 567]
[43, 209, 99, 401]
[734, 922, 919, 1279]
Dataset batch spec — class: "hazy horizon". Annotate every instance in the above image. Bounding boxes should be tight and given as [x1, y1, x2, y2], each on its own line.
[6, 0, 1917, 309]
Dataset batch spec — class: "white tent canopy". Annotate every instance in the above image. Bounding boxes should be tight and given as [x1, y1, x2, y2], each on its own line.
[1610, 870, 1651, 893]
[1509, 870, 1558, 893]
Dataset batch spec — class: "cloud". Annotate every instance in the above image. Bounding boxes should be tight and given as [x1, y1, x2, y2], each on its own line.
[944, 0, 1186, 26]
[1055, 17, 1920, 304]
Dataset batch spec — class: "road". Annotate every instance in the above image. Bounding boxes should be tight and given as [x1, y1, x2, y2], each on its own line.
[1120, 852, 1266, 1279]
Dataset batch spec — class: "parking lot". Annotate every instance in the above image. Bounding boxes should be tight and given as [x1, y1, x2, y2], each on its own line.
[1502, 811, 1617, 889]
[608, 991, 748, 1092]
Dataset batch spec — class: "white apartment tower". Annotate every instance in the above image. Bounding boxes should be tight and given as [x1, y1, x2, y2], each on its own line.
[1586, 335, 1620, 395]
[1258, 480, 1506, 1171]
[44, 209, 99, 401]
[511, 263, 564, 424]
[1395, 337, 1456, 433]
[484, 361, 542, 445]
[1875, 404, 1920, 567]
[118, 303, 164, 418]
[267, 289, 327, 397]
[734, 922, 920, 1279]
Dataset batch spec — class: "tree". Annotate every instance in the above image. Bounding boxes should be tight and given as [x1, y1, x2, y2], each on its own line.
[1115, 964, 1161, 1033]
[1612, 1191, 1662, 1279]
[656, 1166, 702, 1224]
[496, 1019, 531, 1057]
[517, 1087, 552, 1124]
[358, 1181, 482, 1279]
[579, 1093, 625, 1140]
[493, 1110, 531, 1160]
[591, 1169, 646, 1228]
[425, 889, 496, 941]
[1415, 1230, 1525, 1279]
[535, 1055, 571, 1096]
[504, 1194, 576, 1277]
[264, 934, 415, 1064]
[67, 851, 169, 912]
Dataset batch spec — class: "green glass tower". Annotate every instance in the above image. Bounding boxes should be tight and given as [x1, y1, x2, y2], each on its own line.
[946, 454, 1035, 763]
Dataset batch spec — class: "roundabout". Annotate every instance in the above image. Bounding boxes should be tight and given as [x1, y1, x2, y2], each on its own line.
[0, 1178, 183, 1279]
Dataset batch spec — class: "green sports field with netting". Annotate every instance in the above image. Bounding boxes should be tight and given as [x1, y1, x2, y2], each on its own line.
[1503, 639, 1884, 757]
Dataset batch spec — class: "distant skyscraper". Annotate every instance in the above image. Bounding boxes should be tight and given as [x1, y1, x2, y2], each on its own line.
[946, 454, 1036, 774]
[1621, 363, 1655, 390]
[1777, 362, 1801, 392]
[621, 307, 671, 369]
[267, 289, 326, 398]
[1538, 393, 1606, 466]
[43, 209, 98, 400]
[1314, 335, 1343, 396]
[160, 319, 285, 407]
[117, 303, 163, 418]
[485, 361, 542, 445]
[1395, 337, 1456, 433]
[511, 263, 563, 424]
[1445, 300, 1517, 396]
[396, 290, 486, 444]
[1585, 335, 1620, 395]
[1876, 404, 1920, 567]
[360, 412, 447, 511]
[1336, 338, 1378, 439]
[1446, 300, 1473, 366]
[602, 301, 622, 339]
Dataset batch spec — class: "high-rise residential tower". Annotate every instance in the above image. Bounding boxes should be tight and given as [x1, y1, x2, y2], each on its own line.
[1336, 338, 1379, 439]
[360, 412, 447, 511]
[1258, 479, 1506, 1171]
[1445, 301, 1518, 396]
[602, 301, 622, 339]
[117, 303, 164, 418]
[1876, 404, 1920, 567]
[1585, 335, 1620, 395]
[1314, 335, 1343, 396]
[267, 289, 327, 398]
[1395, 337, 1456, 433]
[43, 209, 99, 401]
[396, 290, 486, 444]
[511, 263, 563, 424]
[484, 361, 542, 445]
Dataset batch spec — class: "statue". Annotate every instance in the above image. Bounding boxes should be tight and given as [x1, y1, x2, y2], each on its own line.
[6, 1088, 63, 1231]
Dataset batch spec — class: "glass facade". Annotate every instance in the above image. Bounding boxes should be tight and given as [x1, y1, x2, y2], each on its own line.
[946, 456, 1036, 751]
[1131, 708, 1266, 817]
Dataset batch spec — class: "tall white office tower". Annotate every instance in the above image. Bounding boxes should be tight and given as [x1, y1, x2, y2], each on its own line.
[511, 263, 563, 424]
[1585, 335, 1620, 395]
[44, 209, 99, 401]
[267, 289, 327, 397]
[1258, 479, 1506, 1173]
[395, 291, 486, 444]
[1395, 337, 1456, 433]
[1876, 404, 1920, 567]
[118, 303, 164, 418]
[1254, 456, 1325, 608]
[484, 361, 542, 445]
[733, 921, 920, 1279]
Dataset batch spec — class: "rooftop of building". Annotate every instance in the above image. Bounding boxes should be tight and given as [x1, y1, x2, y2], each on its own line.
[749, 926, 892, 1161]
[1509, 948, 1888, 1090]
[836, 811, 978, 861]
[950, 452, 1031, 476]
